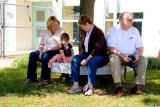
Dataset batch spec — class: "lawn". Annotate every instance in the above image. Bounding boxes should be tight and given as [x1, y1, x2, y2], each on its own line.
[0, 55, 160, 107]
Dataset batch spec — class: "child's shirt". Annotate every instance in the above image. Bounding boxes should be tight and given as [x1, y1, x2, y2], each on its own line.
[60, 43, 72, 57]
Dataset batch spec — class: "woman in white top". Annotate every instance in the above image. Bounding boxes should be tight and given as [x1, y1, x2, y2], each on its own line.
[25, 16, 65, 86]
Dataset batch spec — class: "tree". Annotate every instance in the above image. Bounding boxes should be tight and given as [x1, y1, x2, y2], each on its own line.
[79, 0, 95, 51]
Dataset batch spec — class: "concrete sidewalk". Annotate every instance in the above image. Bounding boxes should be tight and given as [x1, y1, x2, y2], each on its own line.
[0, 57, 15, 68]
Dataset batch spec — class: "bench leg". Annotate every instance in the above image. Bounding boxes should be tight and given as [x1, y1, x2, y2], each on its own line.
[60, 73, 70, 82]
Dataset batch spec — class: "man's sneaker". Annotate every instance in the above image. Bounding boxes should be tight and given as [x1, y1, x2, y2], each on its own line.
[115, 87, 124, 96]
[130, 86, 143, 95]
[24, 79, 38, 84]
[68, 86, 81, 94]
[85, 88, 93, 96]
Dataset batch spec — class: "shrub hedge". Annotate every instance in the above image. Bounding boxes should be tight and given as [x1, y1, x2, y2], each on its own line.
[147, 57, 160, 70]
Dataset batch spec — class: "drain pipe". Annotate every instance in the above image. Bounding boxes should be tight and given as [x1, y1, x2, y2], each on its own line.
[1, 1, 5, 58]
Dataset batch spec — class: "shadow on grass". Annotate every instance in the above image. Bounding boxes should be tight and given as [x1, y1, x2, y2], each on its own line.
[0, 66, 115, 97]
[0, 66, 72, 97]
[0, 66, 160, 98]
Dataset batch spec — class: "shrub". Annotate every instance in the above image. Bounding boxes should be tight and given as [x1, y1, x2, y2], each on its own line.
[11, 54, 42, 68]
[147, 57, 160, 70]
[11, 54, 29, 68]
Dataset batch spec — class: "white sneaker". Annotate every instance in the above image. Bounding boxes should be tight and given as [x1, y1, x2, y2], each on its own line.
[68, 86, 81, 94]
[85, 88, 93, 96]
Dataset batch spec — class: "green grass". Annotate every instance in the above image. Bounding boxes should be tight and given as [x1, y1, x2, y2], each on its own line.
[0, 55, 160, 107]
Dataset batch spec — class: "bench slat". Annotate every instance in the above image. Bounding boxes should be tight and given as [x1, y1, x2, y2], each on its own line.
[51, 62, 132, 75]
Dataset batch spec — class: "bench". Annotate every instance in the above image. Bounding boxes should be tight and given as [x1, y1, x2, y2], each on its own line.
[51, 62, 132, 75]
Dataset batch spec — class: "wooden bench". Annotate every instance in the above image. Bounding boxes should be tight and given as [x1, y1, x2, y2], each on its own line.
[51, 62, 132, 75]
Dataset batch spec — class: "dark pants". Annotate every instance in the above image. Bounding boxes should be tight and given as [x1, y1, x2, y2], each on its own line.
[26, 50, 59, 80]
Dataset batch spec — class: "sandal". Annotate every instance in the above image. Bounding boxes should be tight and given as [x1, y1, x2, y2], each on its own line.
[36, 80, 52, 87]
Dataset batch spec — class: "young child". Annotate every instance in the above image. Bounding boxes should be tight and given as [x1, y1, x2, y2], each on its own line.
[48, 33, 74, 68]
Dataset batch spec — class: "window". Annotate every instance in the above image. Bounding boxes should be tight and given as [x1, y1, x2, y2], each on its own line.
[105, 12, 143, 36]
[62, 0, 80, 46]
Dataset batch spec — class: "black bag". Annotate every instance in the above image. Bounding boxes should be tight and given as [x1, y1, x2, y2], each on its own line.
[124, 55, 137, 81]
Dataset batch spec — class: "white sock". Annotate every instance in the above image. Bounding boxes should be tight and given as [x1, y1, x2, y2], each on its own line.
[73, 82, 79, 88]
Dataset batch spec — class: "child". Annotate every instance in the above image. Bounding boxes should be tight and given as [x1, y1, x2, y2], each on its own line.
[48, 33, 74, 68]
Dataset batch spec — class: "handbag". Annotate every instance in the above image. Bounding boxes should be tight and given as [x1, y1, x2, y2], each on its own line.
[82, 84, 89, 93]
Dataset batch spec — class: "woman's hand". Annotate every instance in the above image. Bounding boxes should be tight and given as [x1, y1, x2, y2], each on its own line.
[80, 59, 88, 66]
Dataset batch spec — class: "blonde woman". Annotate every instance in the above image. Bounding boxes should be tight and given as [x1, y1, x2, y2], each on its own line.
[25, 16, 65, 86]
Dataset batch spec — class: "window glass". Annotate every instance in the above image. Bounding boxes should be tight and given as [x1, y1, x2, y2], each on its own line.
[62, 4, 80, 20]
[105, 21, 113, 35]
[105, 13, 113, 19]
[133, 22, 142, 36]
[62, 22, 79, 46]
[36, 11, 45, 22]
[62, 0, 80, 54]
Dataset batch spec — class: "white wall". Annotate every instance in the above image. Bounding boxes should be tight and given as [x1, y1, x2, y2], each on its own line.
[16, 0, 32, 50]
[94, 0, 105, 33]
[4, 0, 16, 51]
[143, 0, 160, 57]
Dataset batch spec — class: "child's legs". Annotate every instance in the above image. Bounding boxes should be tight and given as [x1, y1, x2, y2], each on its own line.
[49, 54, 63, 64]
[65, 56, 72, 62]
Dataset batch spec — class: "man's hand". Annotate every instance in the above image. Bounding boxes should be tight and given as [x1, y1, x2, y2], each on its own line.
[39, 52, 42, 59]
[134, 55, 140, 62]
[121, 55, 131, 62]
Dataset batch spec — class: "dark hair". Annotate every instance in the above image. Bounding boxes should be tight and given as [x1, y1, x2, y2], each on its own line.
[77, 14, 93, 26]
[60, 33, 70, 42]
[46, 16, 60, 31]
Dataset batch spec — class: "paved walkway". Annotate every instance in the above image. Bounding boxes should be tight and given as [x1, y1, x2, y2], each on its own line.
[0, 57, 15, 68]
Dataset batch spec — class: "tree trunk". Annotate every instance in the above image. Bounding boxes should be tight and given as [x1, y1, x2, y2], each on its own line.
[79, 0, 95, 52]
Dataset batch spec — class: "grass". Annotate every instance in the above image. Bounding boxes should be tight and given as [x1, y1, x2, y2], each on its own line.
[0, 55, 160, 107]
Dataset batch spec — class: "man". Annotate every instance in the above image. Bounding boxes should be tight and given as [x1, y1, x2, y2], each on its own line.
[106, 12, 148, 96]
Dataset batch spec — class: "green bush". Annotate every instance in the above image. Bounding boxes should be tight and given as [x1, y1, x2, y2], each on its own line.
[11, 54, 29, 68]
[11, 54, 41, 68]
[147, 57, 160, 70]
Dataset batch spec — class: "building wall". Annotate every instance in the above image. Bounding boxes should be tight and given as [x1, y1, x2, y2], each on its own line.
[2, 0, 160, 57]
[16, 0, 32, 50]
[94, 0, 160, 57]
[4, 0, 16, 51]
[143, 0, 160, 57]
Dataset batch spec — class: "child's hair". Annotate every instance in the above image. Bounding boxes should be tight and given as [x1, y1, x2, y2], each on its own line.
[60, 33, 70, 42]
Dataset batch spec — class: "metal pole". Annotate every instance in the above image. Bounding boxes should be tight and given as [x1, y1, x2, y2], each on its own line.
[0, 1, 2, 57]
[1, 1, 5, 58]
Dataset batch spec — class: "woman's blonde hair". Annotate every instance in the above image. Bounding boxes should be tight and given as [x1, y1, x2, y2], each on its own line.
[77, 14, 93, 26]
[46, 16, 60, 31]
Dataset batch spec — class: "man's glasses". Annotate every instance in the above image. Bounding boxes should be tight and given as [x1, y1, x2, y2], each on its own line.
[124, 18, 133, 22]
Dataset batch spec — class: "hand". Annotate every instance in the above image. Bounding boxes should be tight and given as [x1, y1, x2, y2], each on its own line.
[134, 55, 140, 62]
[120, 54, 130, 62]
[39, 52, 42, 59]
[80, 59, 88, 66]
[63, 60, 68, 63]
